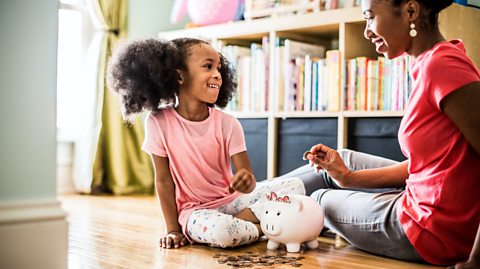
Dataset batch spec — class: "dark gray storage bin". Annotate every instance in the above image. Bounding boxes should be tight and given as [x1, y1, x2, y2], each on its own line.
[347, 117, 406, 162]
[238, 118, 268, 181]
[277, 118, 338, 176]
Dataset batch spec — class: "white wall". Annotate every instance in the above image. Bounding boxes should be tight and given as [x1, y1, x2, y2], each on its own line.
[0, 1, 57, 201]
[0, 1, 68, 268]
[128, 0, 189, 39]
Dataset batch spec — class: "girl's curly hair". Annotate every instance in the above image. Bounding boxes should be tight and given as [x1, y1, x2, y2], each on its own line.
[107, 38, 237, 121]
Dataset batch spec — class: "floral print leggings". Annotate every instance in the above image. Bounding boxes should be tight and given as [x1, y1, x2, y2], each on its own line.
[186, 177, 305, 248]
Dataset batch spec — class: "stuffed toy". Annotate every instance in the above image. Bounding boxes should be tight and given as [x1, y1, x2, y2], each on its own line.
[170, 0, 244, 26]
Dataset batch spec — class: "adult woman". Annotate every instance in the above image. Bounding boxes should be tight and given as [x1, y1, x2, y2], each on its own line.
[284, 0, 480, 266]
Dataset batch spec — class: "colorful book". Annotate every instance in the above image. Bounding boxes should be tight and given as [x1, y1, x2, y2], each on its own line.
[326, 50, 341, 111]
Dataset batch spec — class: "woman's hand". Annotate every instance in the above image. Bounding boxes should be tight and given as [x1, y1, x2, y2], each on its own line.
[449, 260, 480, 269]
[230, 168, 256, 194]
[159, 231, 189, 249]
[305, 144, 351, 186]
[450, 224, 480, 269]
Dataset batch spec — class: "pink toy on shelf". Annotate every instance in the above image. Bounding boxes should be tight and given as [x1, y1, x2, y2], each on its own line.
[170, 0, 244, 26]
[259, 191, 324, 252]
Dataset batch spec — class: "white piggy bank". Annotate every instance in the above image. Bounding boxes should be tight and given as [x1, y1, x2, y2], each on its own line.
[259, 192, 324, 252]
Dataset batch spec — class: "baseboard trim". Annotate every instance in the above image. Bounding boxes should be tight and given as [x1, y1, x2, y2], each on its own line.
[0, 198, 66, 224]
[0, 198, 68, 269]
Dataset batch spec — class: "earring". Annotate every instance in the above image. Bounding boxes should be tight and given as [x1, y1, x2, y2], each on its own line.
[409, 22, 417, 37]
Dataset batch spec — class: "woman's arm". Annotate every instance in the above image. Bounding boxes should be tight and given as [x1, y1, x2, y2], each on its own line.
[230, 151, 256, 193]
[441, 81, 480, 155]
[151, 154, 188, 248]
[307, 144, 408, 189]
[342, 160, 409, 189]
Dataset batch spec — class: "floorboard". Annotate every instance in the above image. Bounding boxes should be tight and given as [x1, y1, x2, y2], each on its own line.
[60, 195, 442, 269]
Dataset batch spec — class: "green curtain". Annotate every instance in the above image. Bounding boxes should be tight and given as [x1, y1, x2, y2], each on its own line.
[90, 0, 154, 195]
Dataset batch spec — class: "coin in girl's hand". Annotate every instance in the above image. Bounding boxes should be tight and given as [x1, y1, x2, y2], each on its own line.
[228, 185, 234, 193]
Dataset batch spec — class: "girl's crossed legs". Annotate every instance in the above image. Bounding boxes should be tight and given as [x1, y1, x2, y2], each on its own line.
[186, 177, 305, 248]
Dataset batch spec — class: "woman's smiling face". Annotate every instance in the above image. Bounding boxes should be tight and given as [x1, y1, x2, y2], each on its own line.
[362, 0, 412, 59]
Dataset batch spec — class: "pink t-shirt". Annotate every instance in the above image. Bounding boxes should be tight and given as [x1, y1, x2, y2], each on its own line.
[142, 106, 246, 239]
[398, 40, 480, 265]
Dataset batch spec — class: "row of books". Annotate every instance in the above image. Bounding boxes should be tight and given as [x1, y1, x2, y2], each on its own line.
[216, 38, 411, 113]
[273, 41, 339, 112]
[345, 55, 411, 112]
[218, 37, 270, 112]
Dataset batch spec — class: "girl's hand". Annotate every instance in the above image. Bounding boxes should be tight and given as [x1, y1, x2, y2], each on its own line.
[230, 168, 256, 194]
[305, 144, 351, 186]
[159, 231, 189, 249]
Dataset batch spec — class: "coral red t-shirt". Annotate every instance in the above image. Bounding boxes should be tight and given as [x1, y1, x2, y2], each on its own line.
[398, 40, 480, 265]
[142, 107, 246, 240]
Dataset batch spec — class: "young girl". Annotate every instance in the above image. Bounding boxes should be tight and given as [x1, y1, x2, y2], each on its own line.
[107, 38, 305, 249]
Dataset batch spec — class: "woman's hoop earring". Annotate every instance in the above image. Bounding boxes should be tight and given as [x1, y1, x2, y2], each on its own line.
[409, 22, 417, 37]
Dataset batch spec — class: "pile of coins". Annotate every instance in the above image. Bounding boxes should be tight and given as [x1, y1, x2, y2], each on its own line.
[212, 251, 304, 268]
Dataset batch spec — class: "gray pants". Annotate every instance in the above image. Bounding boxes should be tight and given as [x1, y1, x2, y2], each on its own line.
[276, 149, 425, 262]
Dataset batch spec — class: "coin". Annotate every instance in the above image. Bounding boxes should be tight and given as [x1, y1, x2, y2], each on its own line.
[290, 261, 303, 267]
[227, 255, 239, 261]
[212, 250, 303, 268]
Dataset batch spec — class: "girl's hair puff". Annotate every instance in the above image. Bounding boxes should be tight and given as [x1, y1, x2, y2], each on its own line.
[107, 38, 237, 122]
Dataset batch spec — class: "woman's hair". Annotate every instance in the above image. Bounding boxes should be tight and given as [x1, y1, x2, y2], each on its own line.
[107, 37, 237, 121]
[391, 0, 453, 27]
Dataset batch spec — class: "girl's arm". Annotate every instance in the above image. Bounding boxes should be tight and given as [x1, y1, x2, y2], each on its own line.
[151, 154, 188, 248]
[230, 151, 256, 193]
[307, 144, 408, 189]
[230, 151, 263, 231]
[441, 81, 480, 155]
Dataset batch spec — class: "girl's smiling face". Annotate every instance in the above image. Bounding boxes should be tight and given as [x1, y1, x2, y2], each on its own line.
[362, 0, 412, 59]
[178, 43, 223, 105]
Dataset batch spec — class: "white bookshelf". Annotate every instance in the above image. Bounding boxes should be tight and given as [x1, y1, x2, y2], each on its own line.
[158, 7, 364, 41]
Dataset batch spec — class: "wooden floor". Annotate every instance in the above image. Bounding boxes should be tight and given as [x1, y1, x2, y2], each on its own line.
[60, 195, 442, 269]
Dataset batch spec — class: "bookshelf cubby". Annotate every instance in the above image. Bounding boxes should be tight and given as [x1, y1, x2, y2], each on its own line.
[158, 4, 479, 179]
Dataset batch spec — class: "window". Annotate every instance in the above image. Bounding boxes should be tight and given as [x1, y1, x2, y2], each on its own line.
[57, 0, 93, 141]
